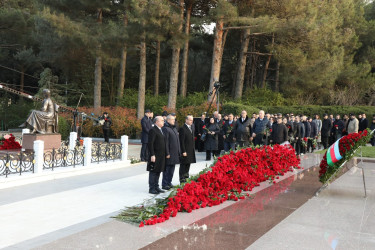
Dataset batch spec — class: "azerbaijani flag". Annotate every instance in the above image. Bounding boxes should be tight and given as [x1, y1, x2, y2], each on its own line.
[326, 138, 343, 167]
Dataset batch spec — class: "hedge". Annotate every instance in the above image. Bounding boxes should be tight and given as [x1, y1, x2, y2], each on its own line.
[257, 105, 375, 118]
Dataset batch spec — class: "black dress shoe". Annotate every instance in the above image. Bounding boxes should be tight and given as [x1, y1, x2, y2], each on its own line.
[156, 187, 165, 193]
[149, 189, 159, 195]
[162, 186, 171, 190]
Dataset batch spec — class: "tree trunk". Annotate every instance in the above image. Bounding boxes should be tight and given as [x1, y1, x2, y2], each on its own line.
[250, 40, 256, 89]
[208, 18, 224, 102]
[275, 61, 280, 92]
[245, 55, 252, 91]
[180, 5, 192, 98]
[137, 41, 147, 119]
[154, 40, 160, 96]
[167, 46, 181, 110]
[234, 28, 250, 99]
[20, 65, 24, 91]
[94, 8, 103, 113]
[167, 0, 183, 110]
[262, 55, 271, 88]
[116, 12, 128, 106]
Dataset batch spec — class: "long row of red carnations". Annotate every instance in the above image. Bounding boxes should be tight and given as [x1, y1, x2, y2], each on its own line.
[140, 144, 301, 227]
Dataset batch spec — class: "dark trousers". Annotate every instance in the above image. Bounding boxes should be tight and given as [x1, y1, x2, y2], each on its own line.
[307, 139, 314, 153]
[162, 164, 175, 188]
[371, 137, 375, 146]
[179, 163, 190, 183]
[295, 139, 301, 155]
[206, 150, 217, 160]
[197, 139, 205, 152]
[213, 150, 221, 156]
[253, 134, 263, 146]
[148, 171, 161, 191]
[224, 141, 235, 152]
[103, 129, 110, 143]
[236, 140, 249, 149]
[140, 143, 149, 161]
[322, 136, 329, 149]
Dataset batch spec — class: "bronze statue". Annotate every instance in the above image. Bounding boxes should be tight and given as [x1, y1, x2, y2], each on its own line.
[20, 89, 59, 134]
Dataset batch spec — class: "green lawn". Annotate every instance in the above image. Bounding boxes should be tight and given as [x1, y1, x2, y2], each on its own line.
[315, 146, 375, 158]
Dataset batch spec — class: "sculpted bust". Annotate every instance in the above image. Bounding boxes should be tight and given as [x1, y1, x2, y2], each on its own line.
[20, 89, 59, 134]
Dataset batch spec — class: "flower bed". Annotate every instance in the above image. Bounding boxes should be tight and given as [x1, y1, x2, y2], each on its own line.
[318, 129, 372, 183]
[116, 144, 301, 227]
[0, 134, 22, 150]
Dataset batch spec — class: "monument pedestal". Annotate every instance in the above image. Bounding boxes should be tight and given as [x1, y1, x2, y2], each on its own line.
[22, 133, 61, 151]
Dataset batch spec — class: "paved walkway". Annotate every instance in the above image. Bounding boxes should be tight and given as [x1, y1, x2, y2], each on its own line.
[1, 151, 213, 249]
[248, 159, 375, 250]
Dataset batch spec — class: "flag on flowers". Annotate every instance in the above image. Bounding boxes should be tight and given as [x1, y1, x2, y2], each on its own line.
[326, 138, 343, 167]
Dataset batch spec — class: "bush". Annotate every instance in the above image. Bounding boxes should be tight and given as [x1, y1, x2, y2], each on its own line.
[222, 102, 259, 116]
[258, 105, 375, 119]
[0, 100, 36, 130]
[119, 89, 168, 115]
[175, 103, 218, 125]
[59, 106, 141, 139]
[241, 88, 287, 106]
[58, 116, 70, 140]
[177, 92, 210, 108]
[80, 107, 141, 139]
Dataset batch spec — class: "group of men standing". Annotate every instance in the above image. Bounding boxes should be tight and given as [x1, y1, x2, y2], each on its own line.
[140, 109, 373, 194]
[140, 110, 196, 195]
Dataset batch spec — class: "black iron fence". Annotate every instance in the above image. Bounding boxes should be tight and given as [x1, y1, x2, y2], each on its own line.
[91, 142, 122, 164]
[43, 146, 85, 170]
[0, 151, 34, 177]
[0, 141, 124, 178]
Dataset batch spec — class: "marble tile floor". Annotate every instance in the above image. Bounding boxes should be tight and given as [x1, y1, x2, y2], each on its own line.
[1, 153, 213, 249]
[2, 150, 368, 250]
[26, 154, 321, 250]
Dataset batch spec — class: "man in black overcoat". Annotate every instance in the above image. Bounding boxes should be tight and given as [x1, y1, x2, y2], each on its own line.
[359, 113, 369, 132]
[179, 115, 196, 183]
[294, 115, 305, 155]
[302, 115, 311, 154]
[195, 113, 206, 152]
[223, 113, 236, 152]
[321, 114, 332, 149]
[101, 112, 112, 143]
[235, 110, 253, 148]
[333, 114, 345, 141]
[270, 117, 288, 145]
[147, 116, 167, 194]
[140, 109, 153, 161]
[161, 115, 181, 190]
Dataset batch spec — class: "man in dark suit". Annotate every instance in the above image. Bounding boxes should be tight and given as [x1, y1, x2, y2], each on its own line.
[147, 116, 166, 194]
[195, 113, 206, 152]
[179, 115, 196, 184]
[223, 113, 236, 152]
[140, 109, 153, 161]
[321, 114, 332, 149]
[359, 113, 368, 132]
[101, 112, 112, 143]
[162, 115, 181, 190]
[294, 115, 305, 155]
[270, 116, 288, 145]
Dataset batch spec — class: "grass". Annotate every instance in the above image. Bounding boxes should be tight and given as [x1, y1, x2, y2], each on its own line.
[314, 146, 375, 158]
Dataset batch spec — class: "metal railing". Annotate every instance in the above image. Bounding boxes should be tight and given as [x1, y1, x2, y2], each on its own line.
[0, 151, 34, 177]
[91, 142, 122, 164]
[43, 146, 85, 170]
